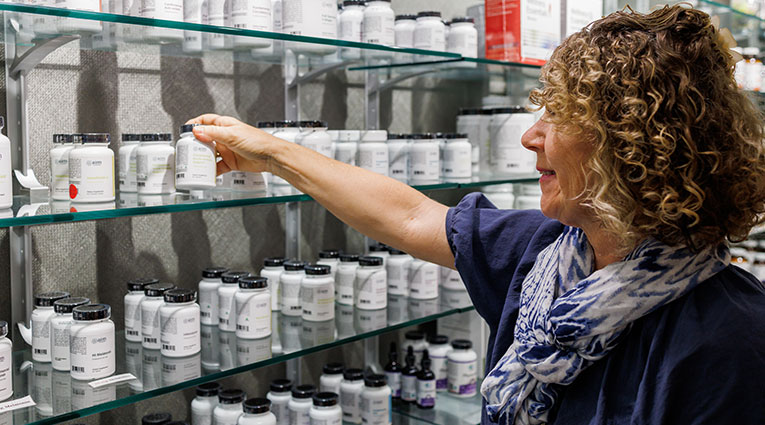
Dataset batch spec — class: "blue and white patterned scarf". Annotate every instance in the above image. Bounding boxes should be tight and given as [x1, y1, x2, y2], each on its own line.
[480, 226, 730, 424]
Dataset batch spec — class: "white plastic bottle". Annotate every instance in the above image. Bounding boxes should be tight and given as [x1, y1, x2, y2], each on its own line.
[355, 256, 387, 310]
[50, 297, 90, 372]
[394, 14, 416, 48]
[408, 259, 439, 300]
[240, 398, 277, 424]
[413, 11, 445, 51]
[176, 124, 217, 191]
[266, 379, 292, 425]
[141, 282, 176, 350]
[297, 121, 332, 158]
[309, 392, 342, 425]
[442, 134, 472, 179]
[489, 107, 537, 176]
[340, 369, 364, 424]
[137, 133, 175, 195]
[219, 271, 251, 332]
[409, 134, 440, 183]
[360, 374, 391, 425]
[192, 382, 221, 425]
[141, 0, 185, 42]
[160, 288, 201, 357]
[334, 130, 359, 166]
[316, 250, 340, 279]
[214, 389, 247, 425]
[55, 0, 103, 33]
[0, 321, 11, 401]
[339, 0, 364, 58]
[336, 254, 359, 306]
[279, 261, 305, 317]
[427, 335, 450, 392]
[441, 268, 465, 291]
[69, 133, 115, 203]
[231, 0, 272, 49]
[301, 264, 335, 322]
[282, 0, 337, 54]
[32, 291, 71, 363]
[199, 267, 228, 326]
[446, 17, 477, 59]
[386, 248, 412, 296]
[118, 134, 141, 193]
[363, 0, 394, 46]
[225, 170, 267, 193]
[367, 244, 389, 267]
[253, 0, 282, 55]
[387, 134, 409, 182]
[207, 0, 231, 49]
[455, 109, 482, 174]
[271, 121, 301, 186]
[320, 363, 344, 395]
[288, 384, 315, 425]
[447, 339, 477, 397]
[125, 278, 158, 343]
[358, 130, 389, 176]
[235, 276, 272, 339]
[183, 0, 208, 52]
[69, 304, 116, 380]
[50, 134, 76, 201]
[260, 257, 285, 312]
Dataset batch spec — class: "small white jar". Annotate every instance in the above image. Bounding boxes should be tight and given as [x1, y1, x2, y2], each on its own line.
[316, 249, 340, 280]
[442, 134, 472, 179]
[206, 0, 231, 49]
[334, 130, 360, 166]
[301, 264, 335, 322]
[363, 0, 394, 46]
[446, 17, 478, 58]
[360, 374, 391, 425]
[239, 397, 277, 424]
[455, 108, 483, 174]
[199, 267, 228, 326]
[192, 382, 221, 425]
[55, 0, 103, 33]
[141, 282, 176, 350]
[441, 268, 465, 291]
[339, 0, 364, 59]
[489, 107, 537, 176]
[214, 389, 247, 425]
[298, 121, 333, 158]
[394, 14, 416, 48]
[403, 331, 428, 366]
[176, 124, 217, 191]
[320, 363, 344, 395]
[340, 369, 364, 424]
[336, 254, 359, 306]
[427, 335, 450, 392]
[386, 248, 412, 296]
[288, 385, 316, 425]
[136, 133, 175, 195]
[50, 297, 90, 372]
[69, 304, 115, 380]
[68, 133, 115, 203]
[280, 261, 305, 317]
[409, 134, 440, 183]
[355, 256, 387, 310]
[0, 321, 11, 401]
[140, 0, 184, 42]
[50, 134, 77, 201]
[266, 379, 293, 425]
[219, 271, 251, 332]
[124, 278, 158, 343]
[414, 11, 445, 51]
[117, 134, 141, 193]
[235, 276, 272, 339]
[409, 259, 439, 300]
[447, 339, 477, 397]
[231, 0, 273, 49]
[387, 134, 409, 182]
[32, 291, 71, 363]
[309, 392, 342, 425]
[358, 130, 389, 176]
[159, 288, 201, 357]
[260, 257, 285, 312]
[282, 0, 337, 53]
[182, 0, 207, 53]
[271, 121, 301, 186]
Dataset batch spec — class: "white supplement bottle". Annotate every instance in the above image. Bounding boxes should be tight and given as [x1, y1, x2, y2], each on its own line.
[301, 264, 335, 322]
[320, 363, 344, 395]
[206, 0, 230, 49]
[266, 379, 292, 425]
[360, 374, 391, 425]
[339, 0, 364, 59]
[408, 258, 439, 300]
[215, 389, 247, 425]
[199, 267, 228, 326]
[32, 291, 71, 363]
[118, 134, 141, 193]
[446, 17, 478, 58]
[137, 133, 175, 195]
[447, 339, 477, 397]
[50, 297, 90, 372]
[0, 321, 11, 401]
[409, 133, 440, 183]
[442, 134, 472, 179]
[160, 288, 201, 357]
[125, 277, 158, 342]
[413, 11, 445, 51]
[340, 369, 364, 424]
[288, 384, 315, 425]
[416, 352, 436, 409]
[403, 331, 427, 366]
[55, 0, 103, 33]
[225, 170, 267, 193]
[441, 268, 465, 291]
[240, 398, 277, 425]
[363, 0, 394, 45]
[69, 133, 115, 203]
[282, 0, 337, 54]
[176, 124, 217, 191]
[309, 392, 342, 425]
[367, 243, 389, 267]
[358, 130, 389, 176]
[235, 276, 272, 339]
[355, 256, 387, 310]
[192, 382, 221, 425]
[271, 121, 301, 185]
[336, 254, 359, 306]
[334, 130, 359, 166]
[298, 121, 332, 158]
[427, 335, 450, 392]
[141, 0, 185, 42]
[489, 107, 537, 176]
[260, 257, 285, 312]
[386, 248, 412, 296]
[50, 134, 76, 201]
[69, 304, 115, 380]
[394, 14, 416, 48]
[141, 282, 176, 350]
[219, 271, 251, 332]
[279, 261, 305, 317]
[231, 0, 273, 49]
[183, 0, 208, 53]
[387, 134, 409, 182]
[316, 249, 340, 279]
[455, 108, 483, 174]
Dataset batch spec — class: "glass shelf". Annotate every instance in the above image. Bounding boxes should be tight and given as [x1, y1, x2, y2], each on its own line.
[0, 175, 540, 227]
[4, 292, 475, 425]
[392, 384, 483, 425]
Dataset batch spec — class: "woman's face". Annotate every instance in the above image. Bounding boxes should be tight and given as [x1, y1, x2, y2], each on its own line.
[521, 114, 595, 228]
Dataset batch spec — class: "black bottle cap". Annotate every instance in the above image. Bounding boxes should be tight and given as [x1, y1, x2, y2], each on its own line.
[71, 134, 85, 144]
[451, 339, 472, 349]
[395, 14, 416, 21]
[450, 16, 475, 24]
[202, 267, 229, 278]
[35, 291, 71, 307]
[343, 0, 366, 6]
[304, 264, 331, 276]
[444, 133, 468, 139]
[243, 398, 271, 414]
[221, 271, 251, 284]
[128, 278, 160, 291]
[339, 254, 360, 263]
[458, 108, 482, 115]
[388, 248, 407, 256]
[239, 275, 268, 289]
[283, 261, 306, 271]
[270, 379, 292, 393]
[180, 124, 200, 134]
[312, 392, 338, 407]
[490, 106, 527, 114]
[368, 243, 389, 252]
[264, 257, 286, 267]
[81, 133, 110, 144]
[165, 422, 188, 425]
[195, 382, 221, 397]
[298, 120, 328, 129]
[343, 368, 364, 381]
[73, 304, 111, 321]
[359, 256, 383, 267]
[0, 321, 8, 338]
[323, 362, 344, 375]
[421, 356, 432, 370]
[427, 335, 448, 345]
[318, 250, 340, 259]
[53, 297, 90, 314]
[53, 134, 73, 144]
[121, 133, 141, 142]
[387, 133, 404, 140]
[219, 389, 246, 404]
[291, 384, 316, 399]
[417, 11, 441, 18]
[142, 412, 172, 425]
[405, 331, 424, 341]
[274, 120, 298, 128]
[140, 133, 172, 142]
[256, 121, 276, 128]
[364, 374, 387, 387]
[144, 283, 176, 297]
[163, 288, 197, 303]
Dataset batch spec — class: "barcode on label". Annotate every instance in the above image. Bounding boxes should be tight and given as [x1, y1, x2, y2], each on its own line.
[201, 311, 210, 318]
[137, 182, 145, 187]
[176, 173, 185, 179]
[144, 337, 157, 344]
[233, 179, 245, 185]
[162, 344, 176, 351]
[34, 348, 47, 355]
[127, 330, 139, 336]
[237, 325, 249, 331]
[72, 366, 85, 372]
[164, 364, 176, 370]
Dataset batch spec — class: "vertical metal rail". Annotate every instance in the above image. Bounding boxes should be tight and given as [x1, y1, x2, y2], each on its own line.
[365, 68, 380, 130]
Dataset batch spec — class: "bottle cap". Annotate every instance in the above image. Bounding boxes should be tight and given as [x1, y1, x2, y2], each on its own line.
[359, 256, 383, 267]
[264, 257, 286, 267]
[395, 14, 416, 21]
[140, 133, 172, 142]
[81, 133, 111, 144]
[323, 362, 344, 375]
[121, 133, 141, 142]
[238, 275, 268, 289]
[221, 271, 250, 284]
[144, 283, 176, 297]
[165, 422, 188, 425]
[318, 250, 340, 259]
[283, 260, 306, 271]
[417, 11, 441, 18]
[339, 253, 360, 262]
[451, 339, 472, 349]
[361, 130, 387, 143]
[195, 382, 221, 397]
[128, 277, 160, 291]
[218, 389, 246, 404]
[270, 379, 292, 393]
[387, 133, 405, 140]
[304, 264, 331, 276]
[427, 335, 448, 345]
[364, 374, 387, 387]
[444, 133, 469, 139]
[274, 120, 299, 128]
[53, 134, 73, 144]
[337, 130, 360, 142]
[312, 392, 338, 407]
[388, 248, 407, 256]
[54, 297, 90, 314]
[291, 384, 316, 399]
[141, 413, 172, 425]
[73, 303, 111, 321]
[179, 124, 200, 134]
[490, 106, 527, 114]
[405, 330, 424, 341]
[298, 120, 328, 129]
[368, 243, 389, 252]
[35, 291, 71, 307]
[344, 0, 366, 6]
[243, 398, 271, 414]
[0, 321, 8, 338]
[256, 121, 276, 128]
[163, 288, 196, 303]
[450, 16, 475, 24]
[458, 108, 482, 115]
[343, 368, 364, 381]
[202, 267, 229, 278]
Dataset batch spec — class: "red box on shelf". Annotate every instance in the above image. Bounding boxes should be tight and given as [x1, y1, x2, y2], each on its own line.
[484, 0, 561, 65]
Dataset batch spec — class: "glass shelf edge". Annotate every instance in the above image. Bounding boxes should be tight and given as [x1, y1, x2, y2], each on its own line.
[697, 0, 765, 22]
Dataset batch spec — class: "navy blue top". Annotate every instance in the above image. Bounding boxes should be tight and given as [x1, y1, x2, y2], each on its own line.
[446, 193, 765, 425]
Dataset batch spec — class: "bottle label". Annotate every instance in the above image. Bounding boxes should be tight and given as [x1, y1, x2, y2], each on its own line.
[355, 269, 387, 309]
[235, 293, 272, 339]
[160, 307, 200, 356]
[358, 148, 388, 176]
[301, 281, 335, 320]
[360, 393, 391, 425]
[218, 292, 236, 331]
[70, 326, 115, 379]
[289, 408, 310, 425]
[416, 379, 435, 407]
[69, 154, 115, 201]
[227, 171, 266, 192]
[447, 358, 478, 396]
[384, 371, 401, 397]
[363, 13, 394, 45]
[0, 344, 12, 400]
[142, 304, 162, 349]
[341, 390, 361, 422]
[32, 318, 51, 360]
[175, 141, 216, 188]
[336, 267, 357, 304]
[409, 146, 439, 180]
[136, 150, 174, 194]
[431, 355, 448, 391]
[199, 286, 219, 325]
[408, 262, 439, 299]
[401, 375, 416, 402]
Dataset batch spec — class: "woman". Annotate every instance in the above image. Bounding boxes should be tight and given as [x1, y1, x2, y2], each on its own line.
[190, 5, 765, 424]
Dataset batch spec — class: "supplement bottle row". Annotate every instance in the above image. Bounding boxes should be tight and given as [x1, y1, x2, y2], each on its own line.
[398, 333, 478, 398]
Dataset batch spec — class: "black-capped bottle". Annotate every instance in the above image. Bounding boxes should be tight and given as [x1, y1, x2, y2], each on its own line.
[384, 342, 402, 399]
[416, 350, 436, 409]
[401, 345, 418, 404]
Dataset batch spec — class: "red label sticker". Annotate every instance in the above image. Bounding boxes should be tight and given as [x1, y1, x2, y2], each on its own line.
[69, 184, 78, 200]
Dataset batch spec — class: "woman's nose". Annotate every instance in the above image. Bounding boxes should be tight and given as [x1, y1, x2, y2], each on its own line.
[521, 119, 546, 152]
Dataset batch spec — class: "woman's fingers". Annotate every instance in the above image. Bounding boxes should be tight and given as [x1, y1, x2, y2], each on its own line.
[187, 114, 242, 127]
[214, 142, 239, 171]
[193, 124, 236, 145]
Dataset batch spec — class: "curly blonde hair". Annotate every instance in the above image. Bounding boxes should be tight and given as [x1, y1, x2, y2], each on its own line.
[530, 4, 765, 250]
